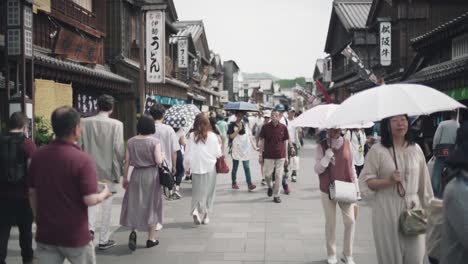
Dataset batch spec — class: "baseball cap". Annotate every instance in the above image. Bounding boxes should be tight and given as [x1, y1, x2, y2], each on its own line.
[263, 110, 271, 118]
[288, 107, 296, 112]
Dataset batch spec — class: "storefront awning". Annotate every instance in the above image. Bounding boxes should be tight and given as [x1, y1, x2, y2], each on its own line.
[34, 51, 132, 91]
[447, 86, 468, 101]
[187, 92, 206, 102]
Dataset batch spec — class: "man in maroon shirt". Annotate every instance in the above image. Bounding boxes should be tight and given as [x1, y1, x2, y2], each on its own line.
[0, 112, 36, 264]
[28, 106, 111, 264]
[258, 110, 290, 203]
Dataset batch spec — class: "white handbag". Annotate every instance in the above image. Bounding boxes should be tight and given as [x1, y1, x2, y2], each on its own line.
[329, 180, 358, 203]
[321, 142, 357, 204]
[290, 156, 300, 170]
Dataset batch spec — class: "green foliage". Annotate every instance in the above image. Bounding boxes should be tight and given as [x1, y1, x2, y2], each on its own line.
[276, 77, 307, 88]
[34, 116, 54, 146]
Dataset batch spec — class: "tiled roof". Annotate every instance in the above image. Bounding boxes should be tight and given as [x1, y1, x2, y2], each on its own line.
[334, 0, 372, 30]
[34, 52, 132, 84]
[406, 56, 468, 84]
[411, 11, 468, 45]
[172, 21, 204, 43]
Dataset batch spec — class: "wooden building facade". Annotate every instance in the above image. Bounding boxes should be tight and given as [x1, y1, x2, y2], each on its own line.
[323, 0, 374, 102]
[0, 0, 134, 138]
[404, 11, 468, 109]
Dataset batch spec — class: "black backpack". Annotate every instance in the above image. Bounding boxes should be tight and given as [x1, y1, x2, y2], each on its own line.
[0, 134, 27, 183]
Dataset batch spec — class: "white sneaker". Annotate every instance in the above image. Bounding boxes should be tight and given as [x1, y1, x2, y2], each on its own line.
[202, 215, 210, 225]
[156, 223, 163, 231]
[341, 256, 355, 264]
[327, 255, 338, 264]
[192, 212, 201, 225]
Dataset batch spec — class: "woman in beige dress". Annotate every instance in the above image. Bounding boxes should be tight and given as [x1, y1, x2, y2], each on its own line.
[120, 115, 164, 250]
[359, 115, 433, 264]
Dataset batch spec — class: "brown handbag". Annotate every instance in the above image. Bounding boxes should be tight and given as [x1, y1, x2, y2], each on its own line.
[216, 156, 230, 174]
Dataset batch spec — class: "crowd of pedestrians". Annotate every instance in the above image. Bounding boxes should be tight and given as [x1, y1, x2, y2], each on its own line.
[1, 95, 467, 264]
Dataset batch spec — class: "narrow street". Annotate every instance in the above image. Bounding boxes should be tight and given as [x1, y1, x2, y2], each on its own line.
[7, 139, 377, 264]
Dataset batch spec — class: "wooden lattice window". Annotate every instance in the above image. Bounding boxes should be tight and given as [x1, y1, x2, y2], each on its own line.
[452, 33, 468, 59]
[72, 0, 92, 12]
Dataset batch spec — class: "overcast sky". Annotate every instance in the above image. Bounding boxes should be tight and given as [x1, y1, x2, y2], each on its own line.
[174, 0, 333, 79]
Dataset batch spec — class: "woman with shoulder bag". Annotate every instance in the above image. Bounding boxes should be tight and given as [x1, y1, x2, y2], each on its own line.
[359, 115, 433, 264]
[314, 128, 359, 264]
[184, 114, 222, 225]
[120, 115, 164, 251]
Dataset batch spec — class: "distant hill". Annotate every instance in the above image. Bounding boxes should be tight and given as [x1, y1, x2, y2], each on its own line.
[242, 72, 280, 81]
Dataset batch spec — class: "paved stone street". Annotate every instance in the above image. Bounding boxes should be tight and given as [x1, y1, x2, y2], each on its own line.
[6, 139, 377, 264]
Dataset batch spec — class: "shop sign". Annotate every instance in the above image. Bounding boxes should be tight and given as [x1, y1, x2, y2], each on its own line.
[177, 39, 188, 68]
[146, 10, 165, 83]
[380, 21, 391, 66]
[54, 28, 101, 64]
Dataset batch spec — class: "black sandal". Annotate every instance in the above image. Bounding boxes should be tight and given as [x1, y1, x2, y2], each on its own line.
[128, 231, 137, 251]
[146, 239, 159, 248]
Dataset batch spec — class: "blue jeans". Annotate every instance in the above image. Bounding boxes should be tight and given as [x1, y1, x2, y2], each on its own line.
[432, 157, 447, 198]
[231, 160, 252, 185]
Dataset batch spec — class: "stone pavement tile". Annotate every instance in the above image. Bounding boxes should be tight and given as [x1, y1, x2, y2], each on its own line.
[167, 244, 206, 253]
[265, 251, 306, 262]
[213, 232, 248, 239]
[265, 262, 318, 264]
[247, 232, 265, 239]
[199, 261, 242, 264]
[205, 238, 246, 252]
[247, 223, 266, 232]
[245, 238, 265, 253]
[224, 252, 264, 261]
[265, 239, 304, 254]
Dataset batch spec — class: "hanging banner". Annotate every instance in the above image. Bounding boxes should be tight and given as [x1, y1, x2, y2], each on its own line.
[380, 22, 392, 66]
[323, 57, 332, 82]
[177, 38, 188, 68]
[146, 10, 165, 83]
[341, 45, 378, 84]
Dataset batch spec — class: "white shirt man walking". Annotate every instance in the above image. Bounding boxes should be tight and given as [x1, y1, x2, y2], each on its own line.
[79, 95, 124, 250]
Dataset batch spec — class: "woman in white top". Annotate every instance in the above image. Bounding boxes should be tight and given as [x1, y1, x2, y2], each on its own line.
[184, 114, 222, 225]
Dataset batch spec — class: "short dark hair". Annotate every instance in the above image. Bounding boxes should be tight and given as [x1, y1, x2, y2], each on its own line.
[51, 106, 81, 139]
[137, 115, 155, 135]
[8, 112, 28, 130]
[380, 115, 415, 148]
[97, 94, 115, 112]
[149, 104, 165, 120]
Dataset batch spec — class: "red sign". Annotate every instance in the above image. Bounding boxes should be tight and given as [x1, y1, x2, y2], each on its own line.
[54, 28, 101, 64]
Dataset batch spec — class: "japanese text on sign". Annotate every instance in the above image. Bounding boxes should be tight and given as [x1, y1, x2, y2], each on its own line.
[146, 10, 165, 83]
[380, 22, 391, 66]
[178, 39, 188, 68]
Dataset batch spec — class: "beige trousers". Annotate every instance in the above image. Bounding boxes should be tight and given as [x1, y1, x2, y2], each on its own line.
[36, 241, 96, 264]
[320, 192, 356, 257]
[263, 159, 285, 197]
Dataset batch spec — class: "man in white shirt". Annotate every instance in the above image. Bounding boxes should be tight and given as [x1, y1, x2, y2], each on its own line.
[150, 104, 181, 199]
[285, 108, 300, 183]
[432, 111, 459, 197]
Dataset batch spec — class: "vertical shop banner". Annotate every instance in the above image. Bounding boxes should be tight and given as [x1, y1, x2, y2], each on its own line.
[323, 57, 332, 82]
[380, 22, 391, 66]
[146, 10, 165, 83]
[178, 38, 188, 68]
